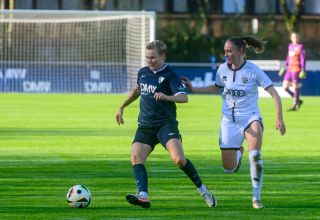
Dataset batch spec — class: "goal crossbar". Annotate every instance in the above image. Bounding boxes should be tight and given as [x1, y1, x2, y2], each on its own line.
[0, 10, 156, 93]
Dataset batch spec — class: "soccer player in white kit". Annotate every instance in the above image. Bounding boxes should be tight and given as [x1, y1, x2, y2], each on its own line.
[182, 36, 286, 209]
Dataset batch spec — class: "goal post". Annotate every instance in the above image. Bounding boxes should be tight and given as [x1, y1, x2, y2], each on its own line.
[0, 10, 156, 93]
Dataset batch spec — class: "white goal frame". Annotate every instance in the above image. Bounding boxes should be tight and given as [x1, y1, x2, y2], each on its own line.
[0, 10, 156, 93]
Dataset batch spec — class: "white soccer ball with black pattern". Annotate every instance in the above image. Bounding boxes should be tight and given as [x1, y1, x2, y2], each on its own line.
[66, 185, 91, 208]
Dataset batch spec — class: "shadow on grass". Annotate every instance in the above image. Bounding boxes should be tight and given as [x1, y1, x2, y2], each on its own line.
[0, 127, 133, 137]
[0, 155, 319, 219]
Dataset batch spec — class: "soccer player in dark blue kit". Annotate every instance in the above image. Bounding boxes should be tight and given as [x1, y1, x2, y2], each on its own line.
[116, 40, 216, 208]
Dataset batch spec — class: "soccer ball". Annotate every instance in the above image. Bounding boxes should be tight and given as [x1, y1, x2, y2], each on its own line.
[66, 185, 91, 208]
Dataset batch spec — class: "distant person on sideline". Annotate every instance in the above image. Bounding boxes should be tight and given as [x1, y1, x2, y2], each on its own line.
[278, 32, 306, 111]
[182, 36, 286, 209]
[115, 40, 217, 208]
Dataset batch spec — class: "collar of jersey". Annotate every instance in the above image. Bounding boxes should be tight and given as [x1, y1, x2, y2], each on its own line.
[227, 60, 246, 71]
[151, 64, 168, 74]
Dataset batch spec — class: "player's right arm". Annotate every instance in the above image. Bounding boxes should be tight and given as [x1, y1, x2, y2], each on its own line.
[181, 76, 221, 93]
[116, 85, 140, 125]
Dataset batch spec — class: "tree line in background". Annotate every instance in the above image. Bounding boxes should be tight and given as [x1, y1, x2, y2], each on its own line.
[91, 0, 318, 62]
[2, 0, 317, 63]
[158, 0, 316, 63]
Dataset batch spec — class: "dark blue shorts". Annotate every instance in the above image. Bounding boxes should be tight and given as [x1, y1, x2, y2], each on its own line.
[133, 121, 181, 149]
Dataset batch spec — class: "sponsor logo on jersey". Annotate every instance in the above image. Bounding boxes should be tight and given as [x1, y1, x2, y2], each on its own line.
[225, 88, 246, 97]
[140, 83, 157, 94]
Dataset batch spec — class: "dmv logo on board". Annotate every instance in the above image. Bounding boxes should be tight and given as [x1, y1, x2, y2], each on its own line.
[0, 68, 27, 79]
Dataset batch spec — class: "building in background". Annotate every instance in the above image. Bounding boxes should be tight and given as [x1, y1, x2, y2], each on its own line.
[1, 0, 320, 61]
[6, 0, 320, 15]
[0, 0, 319, 95]
[4, 0, 320, 38]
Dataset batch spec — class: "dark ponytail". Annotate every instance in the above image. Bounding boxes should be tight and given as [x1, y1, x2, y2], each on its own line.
[228, 36, 267, 54]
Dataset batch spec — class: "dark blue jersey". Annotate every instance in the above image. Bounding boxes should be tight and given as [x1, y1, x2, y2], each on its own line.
[137, 64, 187, 127]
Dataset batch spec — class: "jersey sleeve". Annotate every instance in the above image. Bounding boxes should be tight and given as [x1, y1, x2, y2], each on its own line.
[168, 72, 187, 95]
[215, 66, 224, 88]
[137, 69, 142, 85]
[255, 66, 273, 90]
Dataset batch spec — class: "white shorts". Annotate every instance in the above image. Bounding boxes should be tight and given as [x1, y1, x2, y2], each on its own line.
[219, 114, 263, 150]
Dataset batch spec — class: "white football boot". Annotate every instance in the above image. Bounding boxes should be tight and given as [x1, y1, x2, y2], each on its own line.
[252, 200, 264, 209]
[199, 189, 217, 208]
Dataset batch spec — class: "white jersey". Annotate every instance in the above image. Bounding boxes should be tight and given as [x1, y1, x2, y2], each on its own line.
[215, 61, 273, 120]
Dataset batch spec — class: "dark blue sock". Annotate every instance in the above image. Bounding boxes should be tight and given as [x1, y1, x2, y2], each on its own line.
[133, 164, 148, 193]
[181, 158, 203, 188]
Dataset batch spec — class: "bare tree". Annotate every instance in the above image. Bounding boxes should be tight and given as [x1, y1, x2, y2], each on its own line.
[188, 0, 212, 35]
[93, 0, 107, 10]
[0, 0, 14, 9]
[279, 0, 305, 33]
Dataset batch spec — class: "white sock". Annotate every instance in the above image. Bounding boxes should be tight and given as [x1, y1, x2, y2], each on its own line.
[198, 184, 207, 194]
[138, 191, 148, 198]
[249, 150, 263, 201]
[236, 149, 243, 165]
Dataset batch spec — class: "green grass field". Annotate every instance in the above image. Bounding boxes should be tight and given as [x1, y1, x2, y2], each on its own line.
[0, 93, 319, 219]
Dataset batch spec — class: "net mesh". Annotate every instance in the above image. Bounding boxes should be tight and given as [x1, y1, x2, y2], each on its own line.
[0, 10, 155, 93]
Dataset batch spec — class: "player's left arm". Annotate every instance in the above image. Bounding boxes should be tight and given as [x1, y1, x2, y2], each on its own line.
[154, 71, 188, 103]
[265, 86, 286, 136]
[300, 44, 306, 70]
[299, 44, 307, 78]
[255, 66, 286, 135]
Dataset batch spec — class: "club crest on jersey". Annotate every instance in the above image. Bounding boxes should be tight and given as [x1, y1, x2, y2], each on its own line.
[242, 76, 248, 83]
[178, 84, 186, 91]
[158, 77, 165, 84]
[222, 76, 227, 81]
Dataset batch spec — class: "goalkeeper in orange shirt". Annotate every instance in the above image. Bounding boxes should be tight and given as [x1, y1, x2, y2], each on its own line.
[279, 32, 306, 111]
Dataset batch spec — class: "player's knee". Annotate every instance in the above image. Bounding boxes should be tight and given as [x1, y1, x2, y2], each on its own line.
[130, 154, 138, 164]
[223, 168, 236, 173]
[172, 156, 186, 168]
[222, 158, 238, 173]
[222, 164, 237, 173]
[131, 153, 145, 164]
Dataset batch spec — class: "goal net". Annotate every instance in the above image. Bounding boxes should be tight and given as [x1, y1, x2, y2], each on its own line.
[0, 10, 155, 93]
